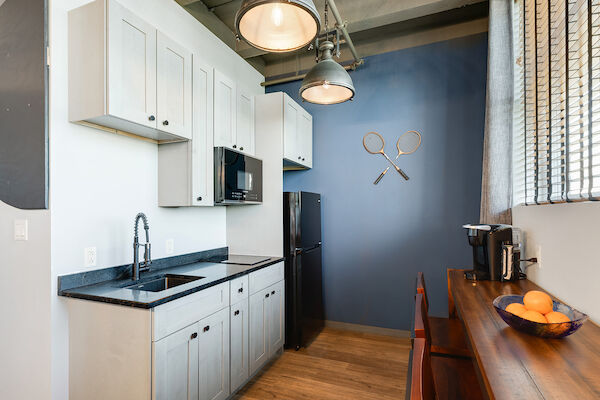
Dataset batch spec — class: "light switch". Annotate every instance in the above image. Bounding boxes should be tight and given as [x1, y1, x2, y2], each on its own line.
[166, 239, 174, 255]
[14, 219, 28, 241]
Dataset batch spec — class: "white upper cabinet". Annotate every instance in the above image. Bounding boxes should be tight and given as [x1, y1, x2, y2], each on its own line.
[214, 70, 237, 150]
[236, 85, 255, 155]
[156, 32, 192, 139]
[283, 97, 300, 163]
[214, 70, 256, 156]
[298, 111, 313, 169]
[69, 0, 192, 142]
[158, 57, 214, 207]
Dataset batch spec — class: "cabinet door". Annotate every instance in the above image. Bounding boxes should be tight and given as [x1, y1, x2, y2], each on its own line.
[249, 289, 270, 375]
[213, 70, 236, 149]
[283, 96, 300, 162]
[230, 299, 249, 393]
[191, 58, 214, 206]
[157, 32, 192, 139]
[236, 85, 255, 155]
[154, 323, 199, 400]
[198, 308, 230, 400]
[268, 281, 285, 355]
[107, 0, 157, 128]
[298, 111, 313, 168]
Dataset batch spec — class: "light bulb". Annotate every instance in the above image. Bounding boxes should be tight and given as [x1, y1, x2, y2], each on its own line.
[271, 4, 283, 27]
[323, 81, 330, 90]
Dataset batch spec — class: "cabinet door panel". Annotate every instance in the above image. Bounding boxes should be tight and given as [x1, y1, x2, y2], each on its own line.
[299, 111, 313, 168]
[249, 289, 269, 375]
[198, 308, 230, 400]
[230, 299, 249, 393]
[236, 86, 255, 155]
[268, 281, 285, 355]
[157, 32, 192, 139]
[154, 324, 199, 400]
[107, 0, 157, 128]
[191, 58, 214, 206]
[214, 70, 236, 149]
[283, 97, 299, 162]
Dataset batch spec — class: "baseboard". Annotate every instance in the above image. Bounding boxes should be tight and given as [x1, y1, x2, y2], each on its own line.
[324, 320, 410, 338]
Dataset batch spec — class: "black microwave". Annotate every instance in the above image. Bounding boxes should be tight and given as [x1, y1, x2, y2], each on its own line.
[214, 147, 263, 205]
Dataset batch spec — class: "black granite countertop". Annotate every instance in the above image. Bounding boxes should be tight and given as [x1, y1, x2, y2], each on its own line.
[58, 251, 283, 309]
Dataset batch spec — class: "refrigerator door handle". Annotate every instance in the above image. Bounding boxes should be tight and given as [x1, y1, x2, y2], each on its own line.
[294, 248, 303, 255]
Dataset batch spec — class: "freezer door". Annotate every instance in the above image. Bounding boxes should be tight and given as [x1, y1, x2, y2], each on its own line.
[299, 192, 321, 249]
[300, 245, 324, 347]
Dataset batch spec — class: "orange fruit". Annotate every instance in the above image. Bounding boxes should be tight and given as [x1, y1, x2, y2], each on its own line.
[545, 311, 570, 323]
[505, 303, 528, 317]
[523, 291, 553, 315]
[522, 310, 547, 323]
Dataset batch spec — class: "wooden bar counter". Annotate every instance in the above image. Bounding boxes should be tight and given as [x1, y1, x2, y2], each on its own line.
[448, 269, 600, 400]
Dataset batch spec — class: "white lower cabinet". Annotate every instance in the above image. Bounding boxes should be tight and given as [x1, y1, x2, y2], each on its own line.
[249, 280, 285, 376]
[154, 323, 200, 400]
[230, 298, 249, 393]
[198, 308, 230, 400]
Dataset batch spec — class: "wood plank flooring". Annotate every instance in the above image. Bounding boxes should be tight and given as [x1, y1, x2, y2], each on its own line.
[233, 328, 411, 400]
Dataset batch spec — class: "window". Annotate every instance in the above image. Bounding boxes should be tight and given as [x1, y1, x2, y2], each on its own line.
[513, 0, 600, 205]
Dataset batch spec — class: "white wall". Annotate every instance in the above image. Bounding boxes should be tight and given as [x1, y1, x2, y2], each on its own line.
[513, 202, 600, 324]
[0, 202, 51, 400]
[49, 1, 264, 398]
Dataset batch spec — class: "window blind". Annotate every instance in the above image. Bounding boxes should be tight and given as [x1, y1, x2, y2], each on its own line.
[513, 0, 600, 204]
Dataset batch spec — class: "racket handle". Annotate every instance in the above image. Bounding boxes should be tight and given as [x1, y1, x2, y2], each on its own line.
[374, 168, 389, 185]
[396, 167, 409, 180]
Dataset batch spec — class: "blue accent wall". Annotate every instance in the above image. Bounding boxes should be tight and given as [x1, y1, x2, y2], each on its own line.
[268, 33, 488, 330]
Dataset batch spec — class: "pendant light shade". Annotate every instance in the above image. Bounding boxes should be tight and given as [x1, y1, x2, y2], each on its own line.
[235, 0, 321, 53]
[300, 41, 355, 104]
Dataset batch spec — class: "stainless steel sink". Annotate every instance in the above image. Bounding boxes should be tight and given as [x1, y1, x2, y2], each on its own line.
[125, 274, 204, 292]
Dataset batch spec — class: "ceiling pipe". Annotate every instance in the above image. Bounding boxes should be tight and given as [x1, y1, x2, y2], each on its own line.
[325, 0, 363, 68]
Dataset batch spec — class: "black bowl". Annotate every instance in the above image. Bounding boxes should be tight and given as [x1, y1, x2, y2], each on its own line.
[493, 295, 588, 338]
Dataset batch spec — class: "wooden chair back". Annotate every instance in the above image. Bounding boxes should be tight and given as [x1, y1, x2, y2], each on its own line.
[416, 272, 429, 310]
[410, 338, 436, 400]
[414, 292, 432, 343]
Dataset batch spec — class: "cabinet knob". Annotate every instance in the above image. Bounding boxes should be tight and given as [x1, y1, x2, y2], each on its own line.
[302, 158, 305, 161]
[233, 145, 237, 149]
[240, 147, 244, 151]
[197, 196, 202, 201]
[148, 115, 155, 121]
[234, 310, 240, 316]
[238, 287, 244, 293]
[265, 293, 270, 298]
[298, 156, 301, 160]
[203, 325, 210, 332]
[190, 332, 198, 339]
[162, 120, 169, 126]
[271, 290, 275, 295]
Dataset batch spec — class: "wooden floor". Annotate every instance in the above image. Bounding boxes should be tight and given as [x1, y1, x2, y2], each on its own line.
[233, 328, 411, 400]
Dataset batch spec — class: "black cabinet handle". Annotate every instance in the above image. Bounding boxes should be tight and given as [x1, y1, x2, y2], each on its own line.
[233, 145, 237, 149]
[234, 310, 240, 316]
[240, 147, 244, 151]
[298, 156, 301, 160]
[238, 287, 244, 293]
[203, 325, 210, 332]
[190, 332, 198, 339]
[197, 196, 202, 201]
[148, 115, 155, 121]
[265, 293, 270, 298]
[302, 158, 305, 161]
[163, 120, 169, 126]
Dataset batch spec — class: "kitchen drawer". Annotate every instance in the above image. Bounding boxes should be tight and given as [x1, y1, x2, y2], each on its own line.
[249, 262, 284, 295]
[230, 275, 249, 305]
[153, 282, 229, 341]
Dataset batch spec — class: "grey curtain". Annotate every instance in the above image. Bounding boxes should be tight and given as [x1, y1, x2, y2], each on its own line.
[480, 0, 514, 224]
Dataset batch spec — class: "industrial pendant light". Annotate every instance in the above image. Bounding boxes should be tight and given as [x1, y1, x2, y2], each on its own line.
[299, 4, 355, 104]
[235, 0, 321, 53]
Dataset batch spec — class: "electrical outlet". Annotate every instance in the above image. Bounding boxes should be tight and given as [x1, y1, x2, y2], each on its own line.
[166, 239, 174, 255]
[84, 247, 97, 267]
[14, 219, 28, 241]
[536, 245, 542, 269]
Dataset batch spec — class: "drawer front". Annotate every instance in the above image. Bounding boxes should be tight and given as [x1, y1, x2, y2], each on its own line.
[249, 262, 284, 295]
[230, 275, 249, 305]
[153, 282, 229, 341]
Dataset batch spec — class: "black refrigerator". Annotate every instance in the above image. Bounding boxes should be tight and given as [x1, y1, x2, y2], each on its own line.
[283, 191, 324, 350]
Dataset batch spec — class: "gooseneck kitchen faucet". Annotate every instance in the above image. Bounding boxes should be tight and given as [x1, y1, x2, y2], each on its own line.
[132, 212, 152, 280]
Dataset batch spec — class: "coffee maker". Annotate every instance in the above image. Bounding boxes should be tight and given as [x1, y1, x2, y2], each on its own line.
[463, 224, 524, 281]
